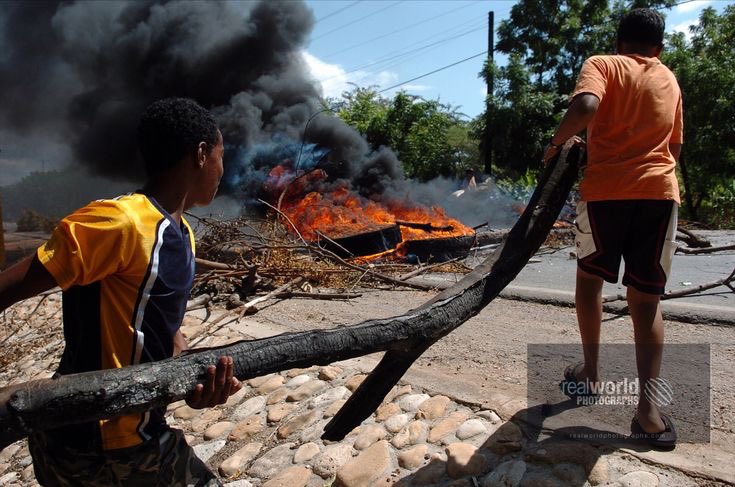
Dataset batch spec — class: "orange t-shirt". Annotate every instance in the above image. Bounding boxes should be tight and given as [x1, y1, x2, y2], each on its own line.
[572, 54, 683, 203]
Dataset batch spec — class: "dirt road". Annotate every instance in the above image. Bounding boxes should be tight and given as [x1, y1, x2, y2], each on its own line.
[251, 289, 735, 483]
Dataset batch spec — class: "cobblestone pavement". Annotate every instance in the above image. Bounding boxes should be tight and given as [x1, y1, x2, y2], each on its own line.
[1, 293, 733, 486]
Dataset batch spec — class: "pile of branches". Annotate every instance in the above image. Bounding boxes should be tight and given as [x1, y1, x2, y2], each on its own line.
[186, 213, 470, 314]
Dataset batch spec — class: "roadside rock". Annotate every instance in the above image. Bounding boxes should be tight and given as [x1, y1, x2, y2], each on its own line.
[229, 415, 264, 441]
[277, 410, 320, 439]
[375, 402, 401, 422]
[318, 366, 343, 381]
[416, 395, 451, 420]
[262, 466, 312, 487]
[456, 419, 488, 440]
[617, 471, 660, 487]
[335, 440, 391, 487]
[486, 421, 523, 454]
[287, 380, 327, 402]
[256, 375, 285, 394]
[204, 421, 234, 440]
[385, 413, 411, 433]
[398, 444, 429, 469]
[234, 396, 267, 421]
[266, 388, 289, 405]
[248, 374, 276, 388]
[411, 457, 447, 486]
[193, 439, 226, 463]
[267, 403, 297, 423]
[428, 411, 470, 444]
[308, 386, 349, 409]
[174, 405, 200, 420]
[313, 444, 354, 479]
[324, 399, 347, 418]
[588, 458, 610, 485]
[524, 442, 597, 472]
[398, 393, 431, 412]
[446, 442, 491, 478]
[353, 424, 387, 450]
[482, 459, 526, 487]
[345, 374, 367, 392]
[294, 442, 320, 463]
[392, 420, 429, 449]
[285, 374, 311, 388]
[248, 443, 295, 479]
[219, 442, 263, 478]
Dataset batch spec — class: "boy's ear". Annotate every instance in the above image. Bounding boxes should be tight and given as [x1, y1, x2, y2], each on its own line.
[196, 141, 208, 168]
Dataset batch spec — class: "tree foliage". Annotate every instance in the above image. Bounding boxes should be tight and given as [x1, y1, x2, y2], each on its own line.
[332, 87, 480, 181]
[662, 6, 735, 224]
[483, 0, 734, 227]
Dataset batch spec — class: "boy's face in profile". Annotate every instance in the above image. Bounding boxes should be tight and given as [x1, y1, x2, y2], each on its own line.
[191, 130, 224, 207]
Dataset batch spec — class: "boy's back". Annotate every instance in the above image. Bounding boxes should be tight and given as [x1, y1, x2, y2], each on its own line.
[573, 54, 683, 202]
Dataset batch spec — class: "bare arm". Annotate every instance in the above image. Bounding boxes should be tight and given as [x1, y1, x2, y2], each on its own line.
[670, 142, 682, 164]
[544, 93, 600, 163]
[0, 254, 57, 313]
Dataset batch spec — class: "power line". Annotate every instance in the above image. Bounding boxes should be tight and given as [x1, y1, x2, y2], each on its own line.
[316, 1, 360, 23]
[347, 23, 487, 84]
[320, 18, 486, 83]
[323, 0, 481, 59]
[378, 50, 488, 93]
[312, 1, 402, 41]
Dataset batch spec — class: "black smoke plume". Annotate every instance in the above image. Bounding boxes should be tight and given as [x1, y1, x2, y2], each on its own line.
[0, 0, 404, 198]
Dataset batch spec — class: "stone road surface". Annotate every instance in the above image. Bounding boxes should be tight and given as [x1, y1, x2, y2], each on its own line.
[1, 289, 733, 487]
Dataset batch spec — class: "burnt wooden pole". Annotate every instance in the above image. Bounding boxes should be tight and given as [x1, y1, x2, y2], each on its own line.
[483, 10, 495, 177]
[0, 143, 584, 449]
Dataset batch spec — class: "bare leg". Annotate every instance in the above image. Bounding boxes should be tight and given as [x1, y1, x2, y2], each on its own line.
[575, 268, 603, 382]
[627, 286, 665, 433]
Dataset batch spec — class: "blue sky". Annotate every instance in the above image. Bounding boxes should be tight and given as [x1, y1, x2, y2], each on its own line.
[1, 0, 732, 187]
[303, 0, 735, 119]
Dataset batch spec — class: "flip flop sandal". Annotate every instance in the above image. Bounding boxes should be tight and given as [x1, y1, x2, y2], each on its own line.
[630, 413, 677, 450]
[559, 362, 597, 399]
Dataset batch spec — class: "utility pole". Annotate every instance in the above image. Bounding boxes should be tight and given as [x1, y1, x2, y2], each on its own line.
[484, 11, 494, 177]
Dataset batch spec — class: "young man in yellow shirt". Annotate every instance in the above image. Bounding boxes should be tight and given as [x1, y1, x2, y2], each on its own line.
[0, 98, 241, 484]
[546, 8, 682, 449]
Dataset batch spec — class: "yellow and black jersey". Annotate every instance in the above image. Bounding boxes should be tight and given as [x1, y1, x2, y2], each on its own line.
[37, 193, 195, 450]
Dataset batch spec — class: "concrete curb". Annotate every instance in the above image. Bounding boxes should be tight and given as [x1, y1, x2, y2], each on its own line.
[501, 285, 735, 326]
[406, 276, 735, 326]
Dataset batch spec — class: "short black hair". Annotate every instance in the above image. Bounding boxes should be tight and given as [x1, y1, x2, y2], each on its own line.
[137, 97, 219, 175]
[617, 8, 665, 48]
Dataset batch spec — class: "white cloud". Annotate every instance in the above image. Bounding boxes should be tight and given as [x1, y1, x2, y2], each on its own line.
[674, 0, 711, 14]
[671, 19, 697, 40]
[302, 51, 398, 99]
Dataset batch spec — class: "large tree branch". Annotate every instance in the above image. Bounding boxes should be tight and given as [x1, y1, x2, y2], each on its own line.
[0, 142, 582, 450]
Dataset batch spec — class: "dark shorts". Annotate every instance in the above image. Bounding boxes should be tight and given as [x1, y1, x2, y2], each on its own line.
[29, 427, 221, 487]
[574, 200, 678, 295]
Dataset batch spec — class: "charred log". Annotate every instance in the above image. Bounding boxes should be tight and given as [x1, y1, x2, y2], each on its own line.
[317, 224, 402, 258]
[401, 234, 476, 263]
[0, 142, 583, 450]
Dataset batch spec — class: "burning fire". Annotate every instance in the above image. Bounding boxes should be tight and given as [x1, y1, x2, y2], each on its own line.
[266, 163, 474, 259]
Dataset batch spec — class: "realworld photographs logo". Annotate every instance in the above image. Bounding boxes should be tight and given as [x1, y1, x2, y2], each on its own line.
[560, 376, 675, 407]
[527, 344, 710, 443]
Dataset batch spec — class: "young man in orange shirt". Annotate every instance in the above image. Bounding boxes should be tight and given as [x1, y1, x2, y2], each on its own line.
[0, 98, 241, 484]
[545, 8, 681, 448]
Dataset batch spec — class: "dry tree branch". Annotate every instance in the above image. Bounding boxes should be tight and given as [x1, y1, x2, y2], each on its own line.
[602, 265, 735, 303]
[677, 244, 735, 255]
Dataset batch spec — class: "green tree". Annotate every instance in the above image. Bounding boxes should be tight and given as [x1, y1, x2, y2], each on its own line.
[663, 6, 735, 224]
[334, 87, 480, 180]
[496, 0, 674, 94]
[479, 55, 560, 179]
